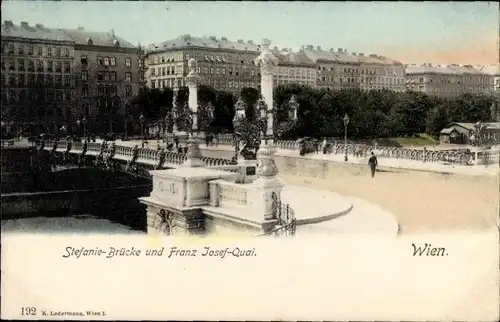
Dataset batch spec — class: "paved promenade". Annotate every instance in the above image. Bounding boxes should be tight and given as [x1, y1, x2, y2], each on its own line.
[281, 185, 399, 236]
[194, 143, 499, 177]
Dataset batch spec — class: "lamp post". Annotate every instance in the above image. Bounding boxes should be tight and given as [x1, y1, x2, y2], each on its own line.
[343, 113, 350, 162]
[82, 116, 87, 139]
[474, 120, 483, 147]
[76, 118, 81, 137]
[139, 113, 145, 139]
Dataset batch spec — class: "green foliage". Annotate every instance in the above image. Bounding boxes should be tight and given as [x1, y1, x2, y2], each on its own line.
[272, 84, 497, 139]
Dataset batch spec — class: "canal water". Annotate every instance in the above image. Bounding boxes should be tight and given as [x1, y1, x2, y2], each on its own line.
[1, 213, 145, 235]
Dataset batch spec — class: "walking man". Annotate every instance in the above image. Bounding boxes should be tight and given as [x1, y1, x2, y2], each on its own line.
[368, 152, 378, 178]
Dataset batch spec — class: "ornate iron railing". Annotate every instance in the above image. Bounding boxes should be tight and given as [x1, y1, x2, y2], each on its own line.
[257, 192, 296, 238]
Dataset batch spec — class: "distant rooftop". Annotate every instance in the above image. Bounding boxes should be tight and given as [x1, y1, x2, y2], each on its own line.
[271, 49, 315, 67]
[1, 20, 136, 49]
[59, 27, 136, 48]
[1, 20, 73, 42]
[299, 45, 402, 66]
[475, 64, 500, 76]
[406, 64, 491, 75]
[147, 35, 261, 53]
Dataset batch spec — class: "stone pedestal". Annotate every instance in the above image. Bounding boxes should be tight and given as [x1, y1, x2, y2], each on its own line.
[139, 167, 237, 236]
[235, 158, 258, 183]
[248, 176, 284, 221]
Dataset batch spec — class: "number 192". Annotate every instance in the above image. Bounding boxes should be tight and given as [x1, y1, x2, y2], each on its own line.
[21, 307, 37, 316]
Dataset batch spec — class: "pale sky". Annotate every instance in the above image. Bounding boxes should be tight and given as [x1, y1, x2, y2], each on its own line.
[2, 1, 499, 65]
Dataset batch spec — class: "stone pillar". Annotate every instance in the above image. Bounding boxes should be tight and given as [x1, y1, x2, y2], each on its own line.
[183, 58, 204, 167]
[255, 39, 279, 140]
[252, 41, 283, 221]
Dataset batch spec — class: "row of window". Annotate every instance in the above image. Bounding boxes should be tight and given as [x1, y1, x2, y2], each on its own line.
[317, 76, 405, 85]
[151, 65, 182, 76]
[412, 77, 494, 87]
[81, 85, 133, 97]
[4, 89, 72, 103]
[2, 59, 71, 73]
[318, 66, 403, 76]
[2, 74, 71, 87]
[202, 66, 259, 77]
[83, 55, 133, 67]
[277, 68, 315, 78]
[150, 53, 253, 66]
[3, 43, 71, 57]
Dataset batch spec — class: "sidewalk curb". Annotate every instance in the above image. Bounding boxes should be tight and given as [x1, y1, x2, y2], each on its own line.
[295, 204, 353, 226]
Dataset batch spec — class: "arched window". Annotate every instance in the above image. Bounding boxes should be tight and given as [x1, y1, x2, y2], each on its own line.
[86, 38, 93, 46]
[113, 39, 120, 47]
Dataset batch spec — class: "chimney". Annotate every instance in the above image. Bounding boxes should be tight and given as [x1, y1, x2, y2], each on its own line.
[209, 36, 216, 41]
[35, 23, 44, 29]
[237, 39, 244, 43]
[329, 48, 334, 52]
[4, 20, 14, 27]
[221, 37, 228, 41]
[338, 48, 342, 53]
[21, 21, 29, 28]
[352, 52, 357, 56]
[307, 45, 314, 51]
[247, 40, 253, 44]
[109, 29, 115, 37]
[359, 53, 364, 56]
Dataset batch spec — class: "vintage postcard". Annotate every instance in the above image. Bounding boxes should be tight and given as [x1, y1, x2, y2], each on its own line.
[1, 1, 499, 320]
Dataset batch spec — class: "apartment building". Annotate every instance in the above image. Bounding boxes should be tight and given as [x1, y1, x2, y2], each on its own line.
[301, 45, 405, 92]
[477, 64, 500, 93]
[1, 20, 75, 134]
[405, 64, 493, 97]
[271, 48, 316, 87]
[145, 35, 261, 93]
[60, 27, 141, 133]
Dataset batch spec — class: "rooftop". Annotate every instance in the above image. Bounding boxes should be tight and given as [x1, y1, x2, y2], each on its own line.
[406, 64, 490, 75]
[59, 27, 136, 48]
[475, 64, 500, 76]
[450, 122, 500, 131]
[271, 49, 315, 67]
[300, 46, 402, 66]
[1, 20, 73, 42]
[147, 35, 261, 53]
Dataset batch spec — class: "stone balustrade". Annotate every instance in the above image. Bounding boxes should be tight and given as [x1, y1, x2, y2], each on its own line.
[209, 179, 248, 208]
[40, 139, 233, 168]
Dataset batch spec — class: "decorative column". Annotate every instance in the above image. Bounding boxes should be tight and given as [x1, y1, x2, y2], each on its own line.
[254, 38, 280, 179]
[183, 58, 204, 167]
[251, 39, 284, 221]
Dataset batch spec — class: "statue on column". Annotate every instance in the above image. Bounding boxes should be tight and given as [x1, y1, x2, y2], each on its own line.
[253, 39, 279, 74]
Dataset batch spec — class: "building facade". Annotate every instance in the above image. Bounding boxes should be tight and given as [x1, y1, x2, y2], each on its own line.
[145, 35, 261, 93]
[405, 64, 493, 97]
[477, 64, 500, 93]
[301, 46, 405, 92]
[60, 27, 141, 134]
[1, 21, 75, 134]
[271, 48, 316, 87]
[1, 21, 140, 136]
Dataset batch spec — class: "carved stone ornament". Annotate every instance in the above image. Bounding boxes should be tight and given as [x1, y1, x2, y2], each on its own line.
[185, 58, 200, 87]
[184, 136, 204, 167]
[256, 142, 279, 178]
[254, 39, 278, 75]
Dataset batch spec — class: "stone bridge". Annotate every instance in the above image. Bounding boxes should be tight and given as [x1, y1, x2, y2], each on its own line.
[36, 140, 240, 179]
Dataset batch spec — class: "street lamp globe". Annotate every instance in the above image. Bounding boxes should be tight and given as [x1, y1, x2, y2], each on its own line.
[343, 113, 350, 126]
[139, 113, 145, 124]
